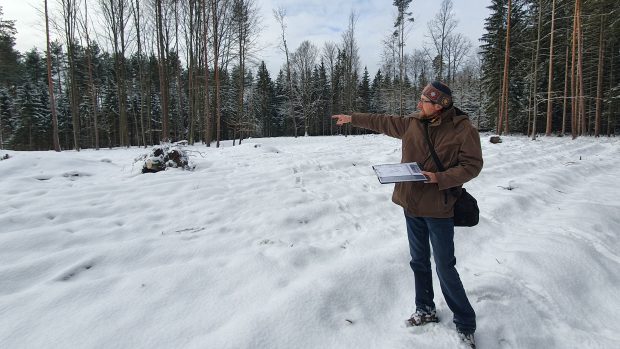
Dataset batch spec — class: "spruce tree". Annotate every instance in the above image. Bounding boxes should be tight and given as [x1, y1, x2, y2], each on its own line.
[370, 70, 384, 113]
[358, 67, 371, 113]
[253, 61, 275, 137]
[13, 50, 50, 150]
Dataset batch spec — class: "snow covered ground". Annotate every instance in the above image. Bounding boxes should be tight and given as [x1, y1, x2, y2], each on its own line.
[1, 134, 619, 349]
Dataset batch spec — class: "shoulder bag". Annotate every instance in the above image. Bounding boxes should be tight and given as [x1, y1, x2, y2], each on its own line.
[422, 120, 479, 227]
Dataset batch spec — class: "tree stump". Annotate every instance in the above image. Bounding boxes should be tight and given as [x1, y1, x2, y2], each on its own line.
[140, 144, 193, 173]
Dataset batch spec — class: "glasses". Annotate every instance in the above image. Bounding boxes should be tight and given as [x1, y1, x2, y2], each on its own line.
[419, 98, 435, 104]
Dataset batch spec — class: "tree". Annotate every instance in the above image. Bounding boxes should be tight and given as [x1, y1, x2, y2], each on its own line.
[427, 0, 457, 81]
[253, 61, 275, 137]
[358, 66, 371, 113]
[393, 0, 414, 116]
[232, 0, 260, 144]
[0, 6, 19, 87]
[445, 33, 471, 84]
[211, 0, 231, 146]
[339, 11, 360, 137]
[201, 0, 212, 146]
[291, 40, 318, 136]
[273, 7, 297, 137]
[530, 0, 543, 140]
[593, 7, 606, 137]
[545, 0, 557, 136]
[155, 0, 170, 143]
[499, 0, 512, 136]
[13, 50, 50, 150]
[480, 0, 529, 134]
[0, 6, 19, 149]
[45, 0, 61, 151]
[370, 69, 384, 113]
[130, 0, 146, 147]
[100, 0, 131, 146]
[315, 61, 330, 135]
[322, 41, 337, 134]
[59, 0, 82, 150]
[569, 0, 584, 138]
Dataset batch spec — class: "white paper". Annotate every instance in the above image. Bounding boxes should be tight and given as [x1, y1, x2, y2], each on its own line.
[372, 162, 427, 183]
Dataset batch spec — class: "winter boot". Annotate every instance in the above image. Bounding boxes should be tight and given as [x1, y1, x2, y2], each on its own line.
[405, 309, 439, 327]
[457, 330, 476, 349]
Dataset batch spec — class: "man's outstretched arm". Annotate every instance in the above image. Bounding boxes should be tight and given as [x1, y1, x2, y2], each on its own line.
[331, 113, 411, 139]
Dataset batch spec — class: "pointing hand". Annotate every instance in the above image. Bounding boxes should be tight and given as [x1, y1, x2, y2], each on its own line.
[331, 114, 352, 125]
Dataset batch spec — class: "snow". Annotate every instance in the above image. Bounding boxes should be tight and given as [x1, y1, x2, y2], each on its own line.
[1, 134, 619, 349]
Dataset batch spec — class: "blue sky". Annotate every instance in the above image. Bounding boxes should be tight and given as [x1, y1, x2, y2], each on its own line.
[3, 0, 490, 75]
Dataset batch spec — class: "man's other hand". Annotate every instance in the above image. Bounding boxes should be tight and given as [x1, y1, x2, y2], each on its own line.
[331, 114, 352, 125]
[421, 171, 438, 184]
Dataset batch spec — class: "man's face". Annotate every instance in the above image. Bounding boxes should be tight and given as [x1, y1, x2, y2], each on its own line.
[417, 95, 442, 118]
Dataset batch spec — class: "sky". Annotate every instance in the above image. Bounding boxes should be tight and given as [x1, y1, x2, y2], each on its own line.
[2, 0, 491, 75]
[1, 134, 619, 348]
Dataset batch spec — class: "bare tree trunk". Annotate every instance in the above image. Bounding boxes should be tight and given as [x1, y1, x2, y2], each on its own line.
[202, 0, 212, 146]
[117, 3, 129, 148]
[187, 0, 195, 144]
[274, 8, 297, 138]
[531, 0, 542, 140]
[342, 11, 358, 136]
[399, 16, 404, 117]
[498, 0, 511, 136]
[212, 0, 222, 146]
[101, 0, 130, 147]
[526, 46, 534, 137]
[149, 43, 154, 145]
[174, 1, 184, 142]
[83, 0, 99, 150]
[46, 0, 61, 152]
[236, 0, 246, 145]
[156, 0, 170, 142]
[576, 1, 586, 136]
[545, 0, 556, 136]
[562, 43, 569, 136]
[570, 0, 578, 139]
[394, 0, 413, 117]
[54, 50, 66, 147]
[594, 14, 605, 137]
[61, 0, 80, 150]
[608, 45, 614, 137]
[132, 0, 146, 148]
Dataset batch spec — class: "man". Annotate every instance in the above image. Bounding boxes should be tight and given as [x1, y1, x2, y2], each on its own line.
[332, 81, 482, 349]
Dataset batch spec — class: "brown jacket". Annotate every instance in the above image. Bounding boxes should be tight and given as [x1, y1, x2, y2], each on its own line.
[351, 107, 483, 218]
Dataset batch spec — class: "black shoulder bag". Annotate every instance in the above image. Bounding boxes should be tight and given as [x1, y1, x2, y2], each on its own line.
[422, 120, 479, 227]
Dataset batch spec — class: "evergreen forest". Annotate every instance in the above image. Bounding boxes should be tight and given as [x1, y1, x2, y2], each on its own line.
[0, 0, 618, 151]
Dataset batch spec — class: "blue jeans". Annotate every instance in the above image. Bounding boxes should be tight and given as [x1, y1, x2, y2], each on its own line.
[405, 213, 476, 334]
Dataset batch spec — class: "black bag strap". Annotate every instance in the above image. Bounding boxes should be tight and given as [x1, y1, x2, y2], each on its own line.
[422, 120, 445, 172]
[422, 120, 460, 195]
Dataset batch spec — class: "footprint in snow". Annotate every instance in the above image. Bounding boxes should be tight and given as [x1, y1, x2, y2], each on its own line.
[57, 263, 95, 282]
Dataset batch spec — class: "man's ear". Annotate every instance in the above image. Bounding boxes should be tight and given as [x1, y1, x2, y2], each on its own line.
[433, 104, 443, 112]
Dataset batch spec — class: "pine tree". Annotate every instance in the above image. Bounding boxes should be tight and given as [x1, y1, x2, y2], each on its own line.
[0, 6, 19, 88]
[274, 69, 288, 136]
[0, 6, 19, 149]
[370, 70, 384, 113]
[358, 67, 371, 113]
[253, 61, 275, 137]
[393, 0, 414, 116]
[317, 61, 331, 135]
[13, 50, 51, 150]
